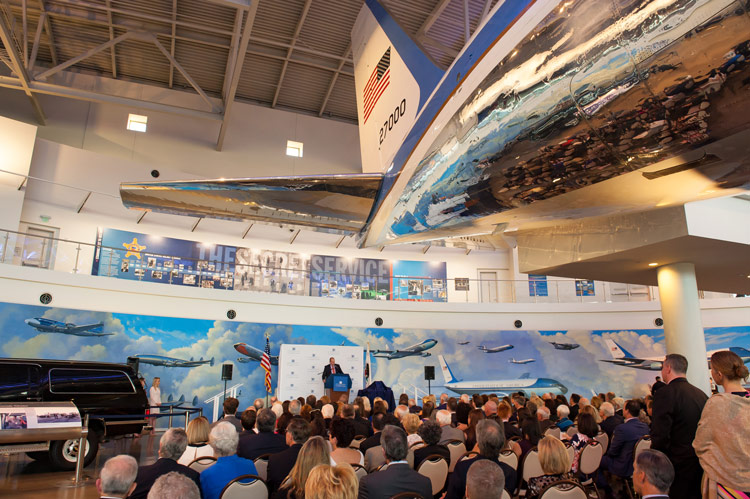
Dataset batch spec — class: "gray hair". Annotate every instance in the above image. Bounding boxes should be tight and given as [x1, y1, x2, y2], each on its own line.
[476, 419, 504, 459]
[160, 428, 188, 460]
[210, 421, 239, 457]
[253, 398, 265, 410]
[257, 408, 277, 433]
[613, 397, 625, 410]
[436, 409, 452, 426]
[537, 406, 550, 420]
[395, 405, 409, 420]
[636, 449, 674, 493]
[557, 405, 570, 418]
[100, 455, 138, 496]
[147, 471, 200, 499]
[321, 404, 334, 419]
[289, 399, 302, 416]
[271, 402, 284, 418]
[381, 425, 408, 461]
[466, 460, 505, 499]
[600, 402, 615, 417]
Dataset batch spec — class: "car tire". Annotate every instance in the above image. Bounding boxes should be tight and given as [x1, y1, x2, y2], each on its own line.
[25, 451, 49, 461]
[49, 432, 99, 470]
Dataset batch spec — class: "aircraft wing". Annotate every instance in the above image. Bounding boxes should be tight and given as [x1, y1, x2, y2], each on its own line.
[120, 174, 383, 235]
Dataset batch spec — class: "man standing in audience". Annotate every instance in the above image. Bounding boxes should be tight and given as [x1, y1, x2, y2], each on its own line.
[359, 412, 386, 454]
[465, 460, 506, 499]
[253, 398, 265, 410]
[130, 428, 200, 499]
[446, 420, 517, 498]
[651, 354, 707, 499]
[437, 409, 464, 444]
[96, 455, 138, 499]
[651, 376, 666, 395]
[632, 450, 674, 499]
[237, 408, 287, 460]
[267, 417, 310, 493]
[599, 402, 624, 440]
[568, 394, 581, 422]
[213, 397, 242, 432]
[358, 425, 433, 499]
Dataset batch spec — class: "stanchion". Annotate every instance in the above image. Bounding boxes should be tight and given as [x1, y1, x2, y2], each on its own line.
[73, 415, 89, 484]
[185, 409, 190, 430]
[168, 406, 174, 429]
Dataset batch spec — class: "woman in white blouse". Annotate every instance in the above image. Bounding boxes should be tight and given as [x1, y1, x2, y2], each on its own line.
[178, 416, 214, 466]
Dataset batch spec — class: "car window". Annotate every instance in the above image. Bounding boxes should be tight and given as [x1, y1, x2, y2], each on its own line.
[0, 364, 41, 400]
[50, 368, 135, 394]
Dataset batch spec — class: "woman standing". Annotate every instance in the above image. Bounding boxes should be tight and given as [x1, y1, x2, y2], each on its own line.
[148, 377, 161, 431]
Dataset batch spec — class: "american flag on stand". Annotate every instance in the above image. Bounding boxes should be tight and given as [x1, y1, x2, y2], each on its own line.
[261, 336, 272, 393]
[363, 47, 391, 124]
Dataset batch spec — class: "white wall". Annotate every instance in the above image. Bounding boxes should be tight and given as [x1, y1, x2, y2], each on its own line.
[0, 115, 38, 231]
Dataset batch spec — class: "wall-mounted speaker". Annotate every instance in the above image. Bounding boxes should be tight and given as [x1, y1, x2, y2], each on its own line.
[221, 364, 233, 381]
[514, 320, 523, 328]
[375, 317, 383, 326]
[150, 169, 160, 178]
[227, 309, 237, 319]
[39, 293, 52, 305]
[654, 318, 664, 327]
[424, 366, 435, 380]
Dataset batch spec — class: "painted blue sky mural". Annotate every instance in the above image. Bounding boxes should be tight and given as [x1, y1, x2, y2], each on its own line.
[2, 300, 749, 419]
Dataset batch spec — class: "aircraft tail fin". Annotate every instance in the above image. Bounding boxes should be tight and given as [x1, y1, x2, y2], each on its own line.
[351, 0, 443, 174]
[438, 355, 459, 384]
[729, 346, 750, 360]
[210, 357, 215, 367]
[167, 394, 174, 403]
[605, 339, 635, 359]
[191, 396, 199, 407]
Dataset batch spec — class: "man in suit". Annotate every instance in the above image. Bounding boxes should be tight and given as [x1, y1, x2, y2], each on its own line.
[600, 399, 650, 478]
[130, 428, 200, 499]
[599, 401, 624, 440]
[466, 460, 505, 499]
[437, 409, 464, 444]
[651, 375, 666, 395]
[322, 356, 343, 381]
[651, 353, 708, 499]
[237, 408, 287, 460]
[445, 420, 517, 498]
[568, 393, 581, 422]
[359, 412, 386, 454]
[267, 417, 310, 493]
[358, 425, 433, 499]
[96, 455, 138, 499]
[212, 397, 243, 432]
[633, 449, 674, 499]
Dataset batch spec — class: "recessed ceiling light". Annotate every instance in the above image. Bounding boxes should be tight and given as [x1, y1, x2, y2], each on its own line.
[286, 140, 303, 157]
[648, 262, 659, 267]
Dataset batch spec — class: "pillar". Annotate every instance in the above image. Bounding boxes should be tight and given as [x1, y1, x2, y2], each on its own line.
[656, 262, 711, 395]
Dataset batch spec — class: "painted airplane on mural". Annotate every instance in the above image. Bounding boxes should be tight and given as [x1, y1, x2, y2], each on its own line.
[439, 355, 567, 396]
[371, 339, 438, 359]
[601, 339, 750, 371]
[478, 344, 514, 353]
[549, 342, 580, 350]
[134, 354, 215, 368]
[120, 0, 750, 249]
[509, 358, 536, 365]
[234, 343, 279, 365]
[24, 317, 112, 336]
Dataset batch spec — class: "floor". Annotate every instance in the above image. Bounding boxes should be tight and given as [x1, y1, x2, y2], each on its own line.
[0, 432, 164, 498]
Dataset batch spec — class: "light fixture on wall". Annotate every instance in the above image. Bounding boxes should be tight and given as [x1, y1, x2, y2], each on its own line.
[648, 262, 659, 267]
[127, 113, 148, 132]
[286, 140, 303, 157]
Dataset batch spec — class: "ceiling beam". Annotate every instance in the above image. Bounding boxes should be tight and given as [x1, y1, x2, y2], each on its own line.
[417, 0, 452, 37]
[27, 10, 44, 70]
[318, 42, 350, 116]
[168, 0, 176, 88]
[245, 46, 353, 76]
[271, 0, 312, 108]
[0, 8, 45, 124]
[419, 34, 459, 58]
[36, 30, 132, 80]
[222, 8, 243, 101]
[463, 0, 470, 44]
[216, 0, 259, 151]
[103, 0, 117, 78]
[152, 35, 217, 112]
[480, 0, 493, 24]
[36, 0, 58, 65]
[22, 0, 28, 64]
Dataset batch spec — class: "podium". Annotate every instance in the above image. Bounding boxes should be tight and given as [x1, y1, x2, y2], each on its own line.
[324, 374, 352, 403]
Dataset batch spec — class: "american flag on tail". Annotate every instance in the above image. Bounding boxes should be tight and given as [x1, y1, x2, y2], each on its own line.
[363, 47, 391, 124]
[261, 336, 272, 393]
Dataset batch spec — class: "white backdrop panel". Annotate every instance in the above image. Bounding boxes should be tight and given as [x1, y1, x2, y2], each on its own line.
[278, 344, 364, 402]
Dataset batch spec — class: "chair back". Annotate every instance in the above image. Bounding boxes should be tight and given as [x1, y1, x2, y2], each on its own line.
[521, 448, 544, 482]
[188, 455, 217, 472]
[390, 493, 422, 499]
[416, 455, 449, 495]
[564, 442, 575, 467]
[219, 474, 267, 499]
[365, 445, 386, 472]
[253, 454, 271, 481]
[445, 440, 466, 472]
[594, 432, 609, 453]
[545, 427, 561, 439]
[566, 426, 578, 437]
[409, 440, 426, 449]
[502, 490, 511, 499]
[351, 435, 366, 449]
[498, 449, 519, 471]
[374, 461, 389, 473]
[458, 450, 479, 463]
[578, 440, 603, 475]
[633, 435, 651, 462]
[351, 463, 367, 481]
[538, 480, 588, 498]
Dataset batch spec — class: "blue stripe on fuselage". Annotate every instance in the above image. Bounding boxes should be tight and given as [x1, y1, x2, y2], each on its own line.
[362, 0, 536, 240]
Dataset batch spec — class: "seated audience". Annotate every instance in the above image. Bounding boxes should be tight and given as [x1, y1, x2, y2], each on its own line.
[694, 350, 750, 494]
[455, 401, 471, 431]
[632, 449, 674, 499]
[519, 417, 542, 461]
[466, 460, 506, 499]
[497, 401, 520, 441]
[96, 455, 138, 499]
[395, 404, 409, 421]
[527, 436, 579, 498]
[483, 399, 499, 420]
[240, 408, 257, 435]
[343, 403, 370, 437]
[358, 425, 433, 499]
[465, 408, 486, 451]
[446, 419, 517, 498]
[329, 418, 363, 466]
[304, 464, 357, 499]
[599, 401, 623, 440]
[309, 411, 327, 439]
[537, 406, 553, 433]
[359, 412, 385, 455]
[267, 417, 311, 493]
[200, 421, 258, 499]
[437, 409, 464, 444]
[147, 471, 200, 499]
[599, 399, 649, 479]
[277, 412, 293, 435]
[274, 436, 330, 499]
[130, 428, 200, 499]
[413, 420, 451, 469]
[237, 408, 288, 460]
[420, 400, 435, 421]
[568, 412, 598, 473]
[178, 416, 214, 466]
[555, 404, 573, 430]
[213, 397, 243, 432]
[403, 413, 423, 447]
[321, 403, 334, 426]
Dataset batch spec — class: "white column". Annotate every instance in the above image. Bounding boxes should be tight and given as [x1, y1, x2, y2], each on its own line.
[656, 262, 711, 395]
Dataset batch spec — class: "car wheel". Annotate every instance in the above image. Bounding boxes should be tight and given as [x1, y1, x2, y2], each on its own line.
[49, 432, 99, 471]
[25, 451, 49, 461]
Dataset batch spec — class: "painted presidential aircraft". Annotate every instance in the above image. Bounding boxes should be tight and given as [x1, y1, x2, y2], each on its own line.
[134, 355, 215, 368]
[549, 342, 580, 350]
[478, 344, 514, 353]
[234, 342, 279, 365]
[439, 355, 567, 396]
[372, 339, 438, 359]
[120, 0, 750, 250]
[509, 358, 536, 365]
[601, 339, 750, 371]
[25, 317, 112, 336]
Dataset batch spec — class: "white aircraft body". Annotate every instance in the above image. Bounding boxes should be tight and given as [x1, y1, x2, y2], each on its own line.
[509, 358, 536, 365]
[601, 339, 750, 371]
[478, 344, 514, 353]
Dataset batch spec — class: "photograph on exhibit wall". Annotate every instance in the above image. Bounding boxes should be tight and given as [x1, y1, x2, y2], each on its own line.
[0, 300, 748, 418]
[234, 249, 310, 295]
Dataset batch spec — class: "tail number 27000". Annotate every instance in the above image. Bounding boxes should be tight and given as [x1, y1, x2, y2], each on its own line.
[379, 99, 407, 146]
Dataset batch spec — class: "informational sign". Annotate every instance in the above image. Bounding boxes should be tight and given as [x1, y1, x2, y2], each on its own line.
[309, 255, 391, 300]
[0, 402, 81, 430]
[455, 278, 470, 291]
[575, 279, 596, 296]
[392, 260, 447, 302]
[235, 249, 310, 295]
[528, 274, 548, 297]
[277, 344, 363, 402]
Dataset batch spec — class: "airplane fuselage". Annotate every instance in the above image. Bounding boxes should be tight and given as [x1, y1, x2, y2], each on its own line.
[233, 343, 280, 365]
[372, 339, 438, 359]
[135, 355, 211, 368]
[444, 377, 567, 396]
[24, 318, 110, 336]
[479, 344, 514, 353]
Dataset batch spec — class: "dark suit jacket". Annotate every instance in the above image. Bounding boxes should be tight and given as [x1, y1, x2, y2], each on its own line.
[539, 419, 554, 433]
[358, 462, 433, 499]
[322, 363, 343, 381]
[359, 431, 381, 455]
[569, 404, 580, 422]
[600, 414, 624, 440]
[503, 421, 521, 440]
[130, 457, 200, 499]
[413, 444, 451, 470]
[600, 418, 650, 477]
[445, 455, 517, 498]
[237, 431, 288, 461]
[651, 377, 707, 463]
[267, 443, 302, 493]
[651, 380, 667, 394]
[351, 416, 372, 437]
